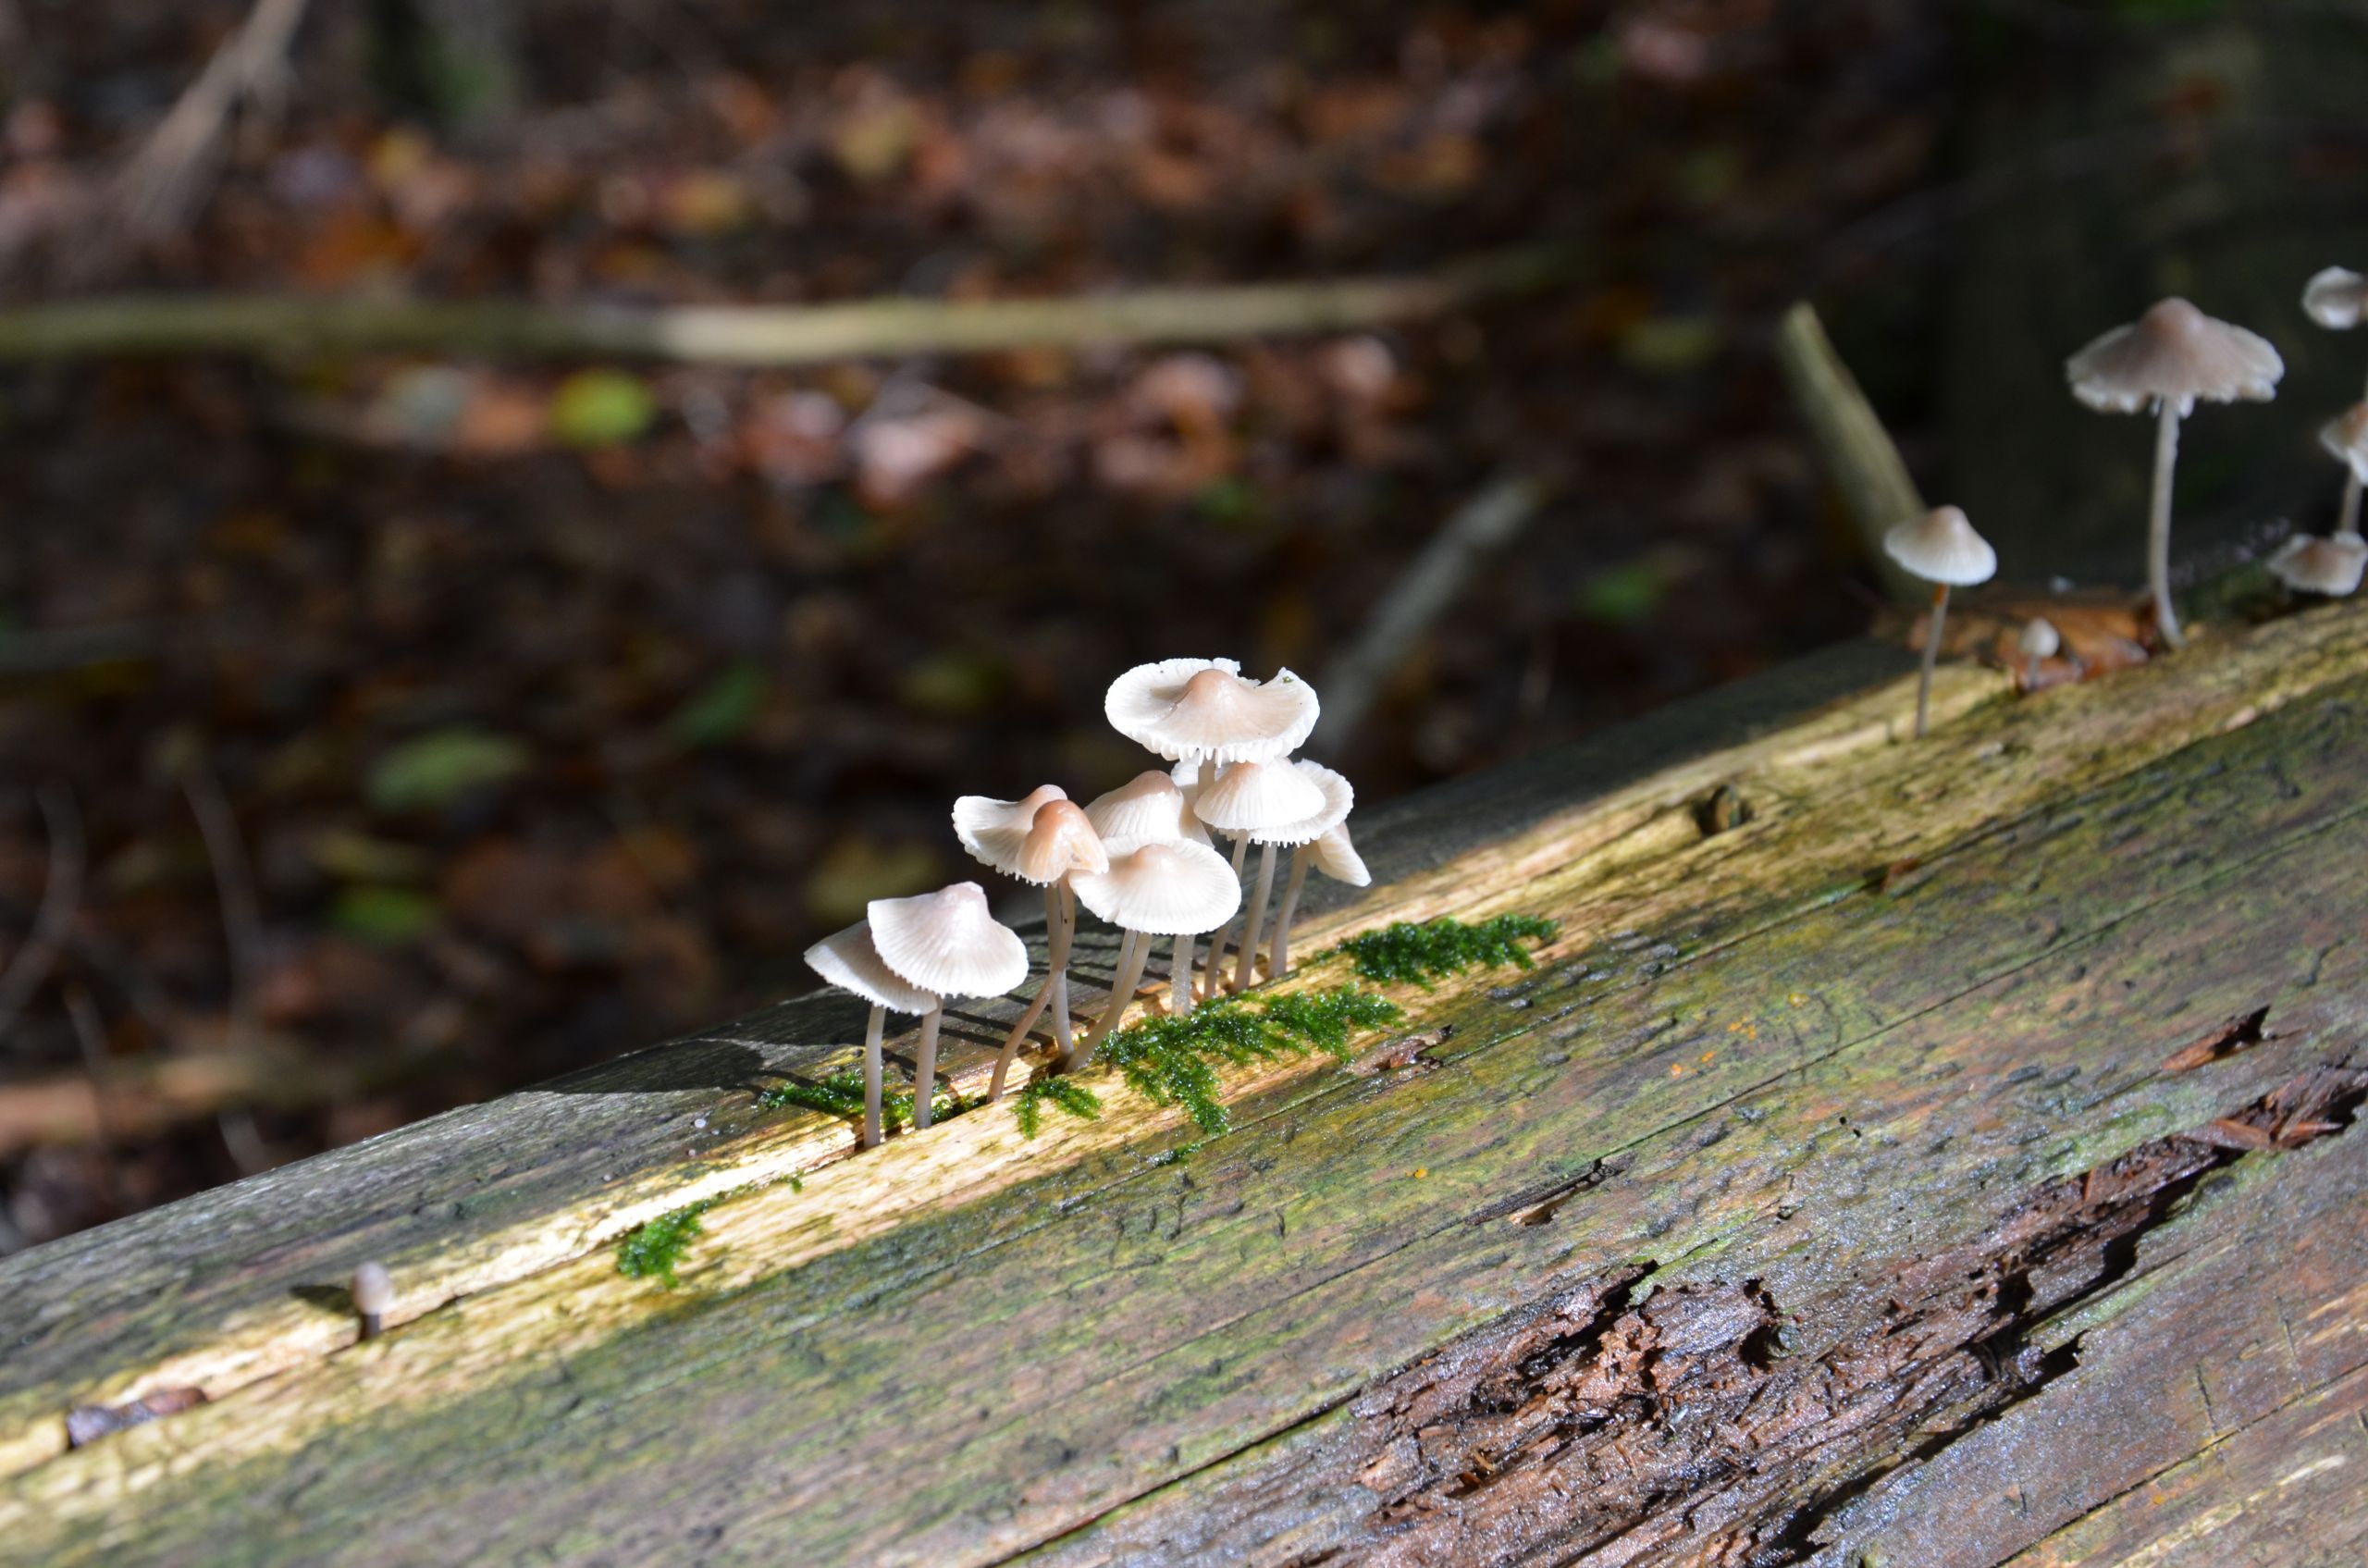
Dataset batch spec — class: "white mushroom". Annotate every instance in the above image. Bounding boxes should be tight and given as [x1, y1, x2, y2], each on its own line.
[1066, 839, 1241, 1070]
[2017, 617, 2061, 690]
[2267, 533, 2368, 599]
[1190, 759, 1327, 995]
[954, 790, 1109, 1102]
[351, 1262, 394, 1341]
[1881, 506, 1998, 739]
[1085, 771, 1211, 1016]
[1264, 775, 1365, 980]
[2318, 403, 2368, 539]
[1104, 659, 1319, 764]
[2066, 298, 2284, 648]
[866, 883, 1029, 1130]
[803, 921, 940, 1147]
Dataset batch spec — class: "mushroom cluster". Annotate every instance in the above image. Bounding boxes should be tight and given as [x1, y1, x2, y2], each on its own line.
[800, 659, 1369, 1141]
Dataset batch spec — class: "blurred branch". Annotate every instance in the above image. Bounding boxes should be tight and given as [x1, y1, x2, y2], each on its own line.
[1315, 473, 1554, 748]
[0, 1044, 365, 1157]
[0, 785, 85, 1046]
[1773, 302, 1924, 609]
[0, 242, 1585, 365]
[109, 0, 314, 247]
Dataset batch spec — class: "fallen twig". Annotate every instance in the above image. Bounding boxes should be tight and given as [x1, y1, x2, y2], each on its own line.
[0, 242, 1584, 365]
[1773, 302, 1925, 608]
[0, 784, 85, 1045]
[108, 0, 313, 247]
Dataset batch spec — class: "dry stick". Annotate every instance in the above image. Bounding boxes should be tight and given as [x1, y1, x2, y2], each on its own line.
[1314, 474, 1550, 747]
[1268, 848, 1313, 980]
[109, 0, 313, 245]
[1773, 302, 1928, 610]
[2149, 401, 2187, 650]
[909, 1006, 945, 1130]
[1233, 843, 1280, 994]
[0, 784, 84, 1044]
[0, 242, 1585, 365]
[183, 759, 263, 1053]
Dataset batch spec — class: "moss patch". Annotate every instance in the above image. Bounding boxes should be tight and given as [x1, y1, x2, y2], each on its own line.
[758, 1069, 973, 1132]
[616, 1198, 723, 1289]
[1329, 914, 1559, 988]
[1017, 984, 1406, 1139]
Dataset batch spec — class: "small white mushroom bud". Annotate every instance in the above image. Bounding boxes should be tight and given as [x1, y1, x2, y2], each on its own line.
[351, 1262, 395, 1340]
[2017, 618, 2061, 690]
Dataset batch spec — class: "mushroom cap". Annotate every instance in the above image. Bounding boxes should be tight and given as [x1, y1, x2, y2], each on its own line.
[1190, 758, 1328, 835]
[1013, 800, 1109, 884]
[803, 920, 940, 1014]
[1309, 821, 1372, 887]
[2267, 533, 2368, 597]
[1085, 770, 1210, 846]
[951, 784, 1070, 881]
[351, 1261, 395, 1317]
[2017, 617, 2062, 660]
[1882, 505, 1998, 587]
[1251, 761, 1354, 847]
[2319, 403, 2368, 484]
[1104, 659, 1320, 764]
[868, 882, 1030, 1000]
[1070, 837, 1242, 935]
[2303, 266, 2368, 330]
[2065, 297, 2284, 416]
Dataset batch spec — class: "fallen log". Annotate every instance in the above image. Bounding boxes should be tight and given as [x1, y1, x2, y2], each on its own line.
[2, 603, 2365, 1566]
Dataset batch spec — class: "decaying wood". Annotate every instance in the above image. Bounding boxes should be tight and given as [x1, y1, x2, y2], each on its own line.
[0, 242, 1579, 366]
[3, 604, 2367, 1567]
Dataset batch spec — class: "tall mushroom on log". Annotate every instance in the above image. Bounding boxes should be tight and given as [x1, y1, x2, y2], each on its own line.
[1883, 505, 1998, 740]
[951, 788, 1108, 1101]
[865, 883, 1029, 1130]
[802, 921, 941, 1148]
[2319, 403, 2368, 540]
[1189, 759, 1328, 994]
[1268, 815, 1370, 980]
[2065, 298, 2283, 649]
[1064, 839, 1240, 1071]
[1237, 760, 1354, 985]
[1103, 658, 1318, 994]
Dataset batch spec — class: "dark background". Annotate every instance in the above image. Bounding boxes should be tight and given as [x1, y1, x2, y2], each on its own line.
[3, 0, 2363, 1248]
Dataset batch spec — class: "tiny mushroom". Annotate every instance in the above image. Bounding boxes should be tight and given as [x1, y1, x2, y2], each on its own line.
[803, 920, 940, 1147]
[2266, 532, 2368, 599]
[1882, 505, 1998, 739]
[1269, 809, 1370, 980]
[351, 1261, 394, 1341]
[952, 788, 1109, 1101]
[1085, 771, 1211, 1015]
[2303, 266, 2368, 333]
[2066, 298, 2283, 649]
[1066, 838, 1241, 1069]
[2017, 617, 2061, 690]
[1240, 761, 1355, 985]
[1190, 758, 1328, 994]
[867, 883, 1030, 1129]
[2319, 403, 2368, 539]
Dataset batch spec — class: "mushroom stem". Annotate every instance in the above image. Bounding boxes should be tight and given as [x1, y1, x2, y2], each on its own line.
[987, 883, 1069, 1104]
[909, 1005, 944, 1130]
[1050, 883, 1076, 1057]
[1171, 932, 1195, 1017]
[1914, 583, 1950, 740]
[1074, 928, 1150, 1070]
[1233, 842, 1279, 993]
[860, 1003, 885, 1149]
[1201, 835, 1250, 1000]
[359, 1311, 383, 1341]
[2148, 400, 2187, 650]
[2340, 473, 2362, 540]
[1269, 847, 1313, 978]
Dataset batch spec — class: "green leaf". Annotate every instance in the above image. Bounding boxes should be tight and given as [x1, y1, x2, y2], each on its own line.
[330, 884, 442, 945]
[367, 727, 530, 812]
[550, 370, 658, 448]
[668, 661, 770, 748]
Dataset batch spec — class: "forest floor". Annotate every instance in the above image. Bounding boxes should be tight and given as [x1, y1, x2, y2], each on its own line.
[0, 0, 2092, 1244]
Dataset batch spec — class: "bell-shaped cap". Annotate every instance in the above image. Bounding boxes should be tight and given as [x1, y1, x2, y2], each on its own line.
[1070, 838, 1242, 935]
[867, 883, 1029, 1001]
[2303, 266, 2368, 330]
[804, 920, 940, 1014]
[2319, 403, 2368, 484]
[1309, 821, 1371, 887]
[2267, 533, 2368, 598]
[1882, 505, 1998, 587]
[1105, 658, 1319, 764]
[351, 1262, 395, 1317]
[1252, 760, 1354, 847]
[952, 784, 1070, 881]
[2065, 298, 2283, 417]
[1085, 771, 1209, 846]
[1191, 758, 1327, 835]
[1013, 800, 1108, 884]
[2017, 617, 2062, 660]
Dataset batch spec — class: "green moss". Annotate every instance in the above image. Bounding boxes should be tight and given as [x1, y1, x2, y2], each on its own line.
[616, 1198, 722, 1289]
[758, 1069, 973, 1132]
[1327, 914, 1559, 988]
[1013, 1076, 1104, 1138]
[1016, 984, 1406, 1139]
